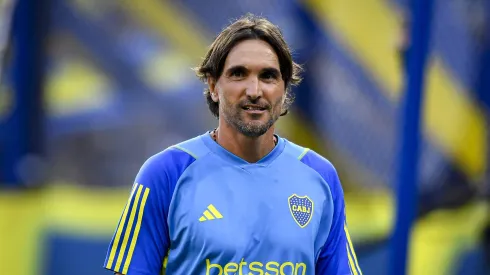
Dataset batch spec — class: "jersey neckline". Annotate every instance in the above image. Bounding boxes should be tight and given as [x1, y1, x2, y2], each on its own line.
[200, 131, 285, 166]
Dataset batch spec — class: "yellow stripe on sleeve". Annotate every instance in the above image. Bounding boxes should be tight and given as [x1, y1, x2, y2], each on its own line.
[163, 249, 169, 269]
[345, 223, 362, 274]
[346, 243, 358, 275]
[114, 185, 144, 271]
[122, 187, 150, 274]
[347, 255, 355, 275]
[105, 183, 139, 269]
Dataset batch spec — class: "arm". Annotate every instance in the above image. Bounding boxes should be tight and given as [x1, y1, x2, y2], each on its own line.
[104, 147, 196, 274]
[103, 155, 171, 275]
[315, 169, 362, 275]
[300, 149, 362, 274]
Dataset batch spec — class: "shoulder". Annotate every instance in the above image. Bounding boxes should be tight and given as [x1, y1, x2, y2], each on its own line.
[136, 134, 210, 186]
[282, 138, 342, 197]
[282, 138, 337, 177]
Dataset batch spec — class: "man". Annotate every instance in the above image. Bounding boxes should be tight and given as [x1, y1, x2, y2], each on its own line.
[104, 14, 362, 275]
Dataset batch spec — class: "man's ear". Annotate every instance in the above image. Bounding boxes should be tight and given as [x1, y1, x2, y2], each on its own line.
[208, 77, 219, 102]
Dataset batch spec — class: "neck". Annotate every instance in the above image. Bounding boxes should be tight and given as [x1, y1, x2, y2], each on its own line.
[215, 120, 276, 163]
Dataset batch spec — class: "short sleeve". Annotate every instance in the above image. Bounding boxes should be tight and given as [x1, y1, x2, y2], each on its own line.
[299, 149, 362, 275]
[103, 148, 196, 275]
[315, 167, 362, 275]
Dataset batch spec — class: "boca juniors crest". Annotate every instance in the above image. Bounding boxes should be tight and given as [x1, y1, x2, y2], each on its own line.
[288, 194, 314, 228]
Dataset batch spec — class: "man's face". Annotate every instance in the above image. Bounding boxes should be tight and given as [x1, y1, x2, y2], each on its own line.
[210, 39, 286, 137]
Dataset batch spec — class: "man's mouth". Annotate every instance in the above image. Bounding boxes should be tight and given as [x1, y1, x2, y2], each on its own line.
[242, 105, 267, 111]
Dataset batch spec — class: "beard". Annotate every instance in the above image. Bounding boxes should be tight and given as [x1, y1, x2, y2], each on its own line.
[220, 97, 282, 138]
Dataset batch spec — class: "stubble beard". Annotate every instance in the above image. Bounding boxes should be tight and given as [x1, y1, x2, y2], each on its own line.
[221, 104, 280, 138]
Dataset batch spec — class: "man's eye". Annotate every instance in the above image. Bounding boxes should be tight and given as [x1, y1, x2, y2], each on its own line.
[261, 72, 278, 80]
[230, 70, 244, 77]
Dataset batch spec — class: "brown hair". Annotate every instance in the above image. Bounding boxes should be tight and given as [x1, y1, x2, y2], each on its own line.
[194, 13, 303, 118]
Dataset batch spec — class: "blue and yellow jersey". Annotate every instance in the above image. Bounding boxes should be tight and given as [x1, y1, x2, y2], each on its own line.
[103, 132, 362, 275]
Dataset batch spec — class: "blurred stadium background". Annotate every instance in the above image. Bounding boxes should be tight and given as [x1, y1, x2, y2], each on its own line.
[1, 0, 489, 274]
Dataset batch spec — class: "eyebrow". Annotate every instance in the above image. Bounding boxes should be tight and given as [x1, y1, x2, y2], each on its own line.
[225, 65, 281, 75]
[225, 65, 247, 74]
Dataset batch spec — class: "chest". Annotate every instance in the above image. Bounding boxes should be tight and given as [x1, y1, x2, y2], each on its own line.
[167, 165, 331, 258]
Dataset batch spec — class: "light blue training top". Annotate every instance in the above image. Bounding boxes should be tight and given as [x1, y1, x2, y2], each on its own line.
[104, 132, 362, 275]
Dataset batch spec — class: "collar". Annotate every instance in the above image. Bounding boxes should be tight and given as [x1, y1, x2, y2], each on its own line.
[201, 131, 285, 166]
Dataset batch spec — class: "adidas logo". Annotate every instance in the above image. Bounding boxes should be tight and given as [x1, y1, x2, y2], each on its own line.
[199, 204, 223, 222]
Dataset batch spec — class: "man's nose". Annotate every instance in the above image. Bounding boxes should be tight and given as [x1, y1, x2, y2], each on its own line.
[245, 77, 262, 99]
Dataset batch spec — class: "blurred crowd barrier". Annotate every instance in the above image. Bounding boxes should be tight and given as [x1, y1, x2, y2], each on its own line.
[0, 0, 489, 274]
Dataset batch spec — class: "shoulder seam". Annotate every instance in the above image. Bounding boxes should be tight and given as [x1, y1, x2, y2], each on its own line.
[283, 139, 310, 161]
[170, 145, 199, 160]
[166, 152, 212, 242]
[297, 148, 310, 160]
[297, 151, 337, 246]
[298, 160, 329, 184]
[296, 150, 335, 195]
